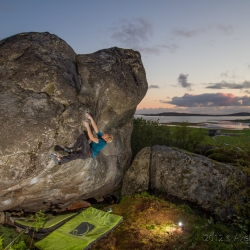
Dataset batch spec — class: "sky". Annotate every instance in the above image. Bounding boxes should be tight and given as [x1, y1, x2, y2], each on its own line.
[1, 0, 250, 115]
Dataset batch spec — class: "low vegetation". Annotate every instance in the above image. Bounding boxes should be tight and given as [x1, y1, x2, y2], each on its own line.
[131, 117, 250, 165]
[92, 192, 249, 250]
[0, 224, 29, 250]
[213, 130, 250, 150]
[0, 210, 46, 250]
[131, 118, 205, 161]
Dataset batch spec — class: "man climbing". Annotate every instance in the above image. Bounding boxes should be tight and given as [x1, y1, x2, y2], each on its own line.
[50, 113, 113, 165]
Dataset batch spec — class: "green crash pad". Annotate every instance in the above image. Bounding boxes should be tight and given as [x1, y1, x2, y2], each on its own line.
[35, 207, 123, 250]
[14, 213, 77, 234]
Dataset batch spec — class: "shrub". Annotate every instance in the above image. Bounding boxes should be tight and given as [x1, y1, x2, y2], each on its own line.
[205, 148, 218, 156]
[131, 118, 205, 161]
[208, 153, 233, 163]
[0, 225, 29, 250]
[131, 118, 171, 160]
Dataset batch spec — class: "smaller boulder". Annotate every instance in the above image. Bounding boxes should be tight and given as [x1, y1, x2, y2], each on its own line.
[122, 147, 151, 196]
[122, 145, 245, 213]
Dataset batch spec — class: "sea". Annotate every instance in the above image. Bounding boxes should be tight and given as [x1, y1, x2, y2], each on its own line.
[134, 115, 250, 130]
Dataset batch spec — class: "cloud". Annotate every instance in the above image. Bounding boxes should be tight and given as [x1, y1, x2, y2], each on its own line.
[216, 24, 233, 35]
[220, 71, 229, 78]
[161, 93, 250, 107]
[172, 24, 233, 38]
[173, 27, 206, 38]
[160, 43, 179, 53]
[206, 80, 250, 89]
[178, 74, 192, 90]
[110, 18, 178, 55]
[148, 85, 160, 89]
[245, 90, 250, 94]
[220, 70, 239, 79]
[111, 18, 153, 46]
[137, 46, 161, 55]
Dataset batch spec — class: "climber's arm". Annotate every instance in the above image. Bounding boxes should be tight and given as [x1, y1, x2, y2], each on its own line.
[86, 113, 99, 134]
[84, 121, 98, 143]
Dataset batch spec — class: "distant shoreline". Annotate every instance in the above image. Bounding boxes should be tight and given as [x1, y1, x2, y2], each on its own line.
[137, 112, 250, 117]
[227, 119, 250, 123]
[134, 113, 250, 128]
[158, 121, 250, 127]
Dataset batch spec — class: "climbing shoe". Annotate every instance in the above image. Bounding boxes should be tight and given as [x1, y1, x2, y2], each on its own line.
[50, 154, 61, 165]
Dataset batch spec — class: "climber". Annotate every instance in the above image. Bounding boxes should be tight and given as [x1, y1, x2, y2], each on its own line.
[50, 113, 113, 165]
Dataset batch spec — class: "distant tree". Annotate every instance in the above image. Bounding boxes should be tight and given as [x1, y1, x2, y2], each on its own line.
[172, 122, 205, 151]
[131, 118, 171, 160]
[131, 118, 205, 161]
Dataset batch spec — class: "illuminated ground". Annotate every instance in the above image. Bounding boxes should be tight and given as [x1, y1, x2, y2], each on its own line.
[91, 192, 246, 250]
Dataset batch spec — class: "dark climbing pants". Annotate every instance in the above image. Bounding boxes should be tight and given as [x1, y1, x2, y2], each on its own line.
[60, 134, 91, 165]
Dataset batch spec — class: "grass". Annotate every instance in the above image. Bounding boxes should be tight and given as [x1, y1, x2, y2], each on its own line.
[167, 126, 218, 147]
[214, 132, 250, 149]
[91, 192, 249, 250]
[167, 125, 250, 151]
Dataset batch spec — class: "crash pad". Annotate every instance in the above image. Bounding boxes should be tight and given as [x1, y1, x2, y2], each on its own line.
[34, 207, 123, 250]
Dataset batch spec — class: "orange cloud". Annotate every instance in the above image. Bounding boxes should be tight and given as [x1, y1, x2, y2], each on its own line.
[137, 99, 173, 109]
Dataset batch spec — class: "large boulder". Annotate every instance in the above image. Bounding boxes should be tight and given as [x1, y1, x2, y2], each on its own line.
[0, 32, 148, 212]
[122, 146, 244, 212]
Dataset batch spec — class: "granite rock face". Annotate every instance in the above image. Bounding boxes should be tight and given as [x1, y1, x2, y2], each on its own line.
[0, 32, 148, 212]
[122, 146, 244, 211]
[121, 147, 150, 196]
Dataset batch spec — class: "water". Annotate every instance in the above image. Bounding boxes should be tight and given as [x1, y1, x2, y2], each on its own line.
[134, 115, 250, 130]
